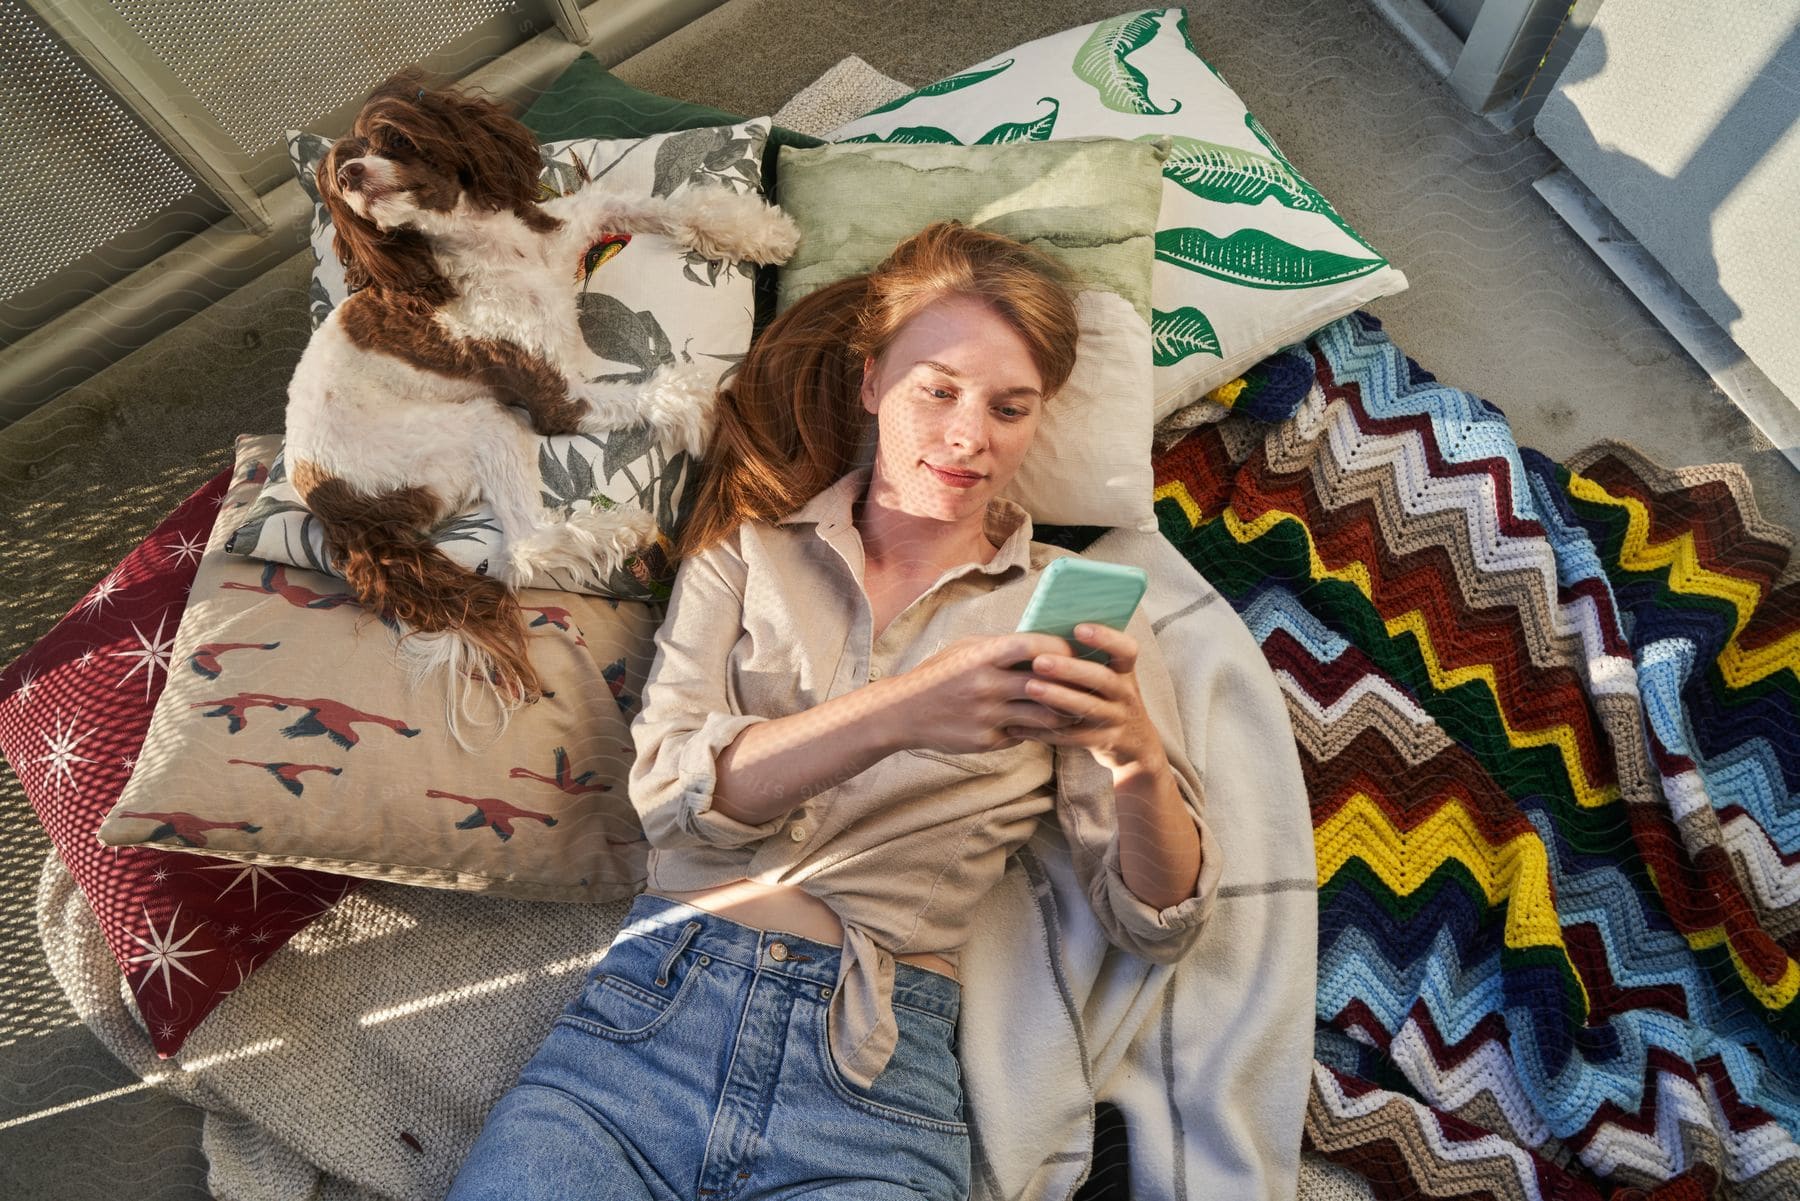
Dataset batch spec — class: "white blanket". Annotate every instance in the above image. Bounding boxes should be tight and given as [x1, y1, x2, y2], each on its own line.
[37, 527, 1316, 1200]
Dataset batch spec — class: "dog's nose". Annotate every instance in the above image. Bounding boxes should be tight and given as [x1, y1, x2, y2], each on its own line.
[336, 160, 365, 190]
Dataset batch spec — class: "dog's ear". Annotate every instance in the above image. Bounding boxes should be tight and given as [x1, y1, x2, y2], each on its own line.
[353, 74, 543, 215]
[431, 89, 543, 214]
[318, 138, 445, 297]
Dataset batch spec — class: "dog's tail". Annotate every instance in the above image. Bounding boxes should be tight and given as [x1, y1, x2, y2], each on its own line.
[300, 474, 544, 728]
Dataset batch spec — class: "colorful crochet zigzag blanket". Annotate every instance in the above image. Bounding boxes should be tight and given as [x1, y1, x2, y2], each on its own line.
[1152, 312, 1800, 1199]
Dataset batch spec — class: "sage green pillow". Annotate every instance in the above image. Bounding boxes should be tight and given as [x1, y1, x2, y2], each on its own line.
[774, 137, 1168, 532]
[827, 9, 1409, 423]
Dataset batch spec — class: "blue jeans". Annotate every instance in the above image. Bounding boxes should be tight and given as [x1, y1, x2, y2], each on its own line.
[446, 893, 970, 1200]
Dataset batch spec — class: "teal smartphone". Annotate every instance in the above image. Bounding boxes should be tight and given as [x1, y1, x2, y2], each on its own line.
[1013, 557, 1149, 665]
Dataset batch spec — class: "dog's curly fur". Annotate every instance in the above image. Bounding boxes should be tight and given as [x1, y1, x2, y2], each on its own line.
[284, 70, 799, 743]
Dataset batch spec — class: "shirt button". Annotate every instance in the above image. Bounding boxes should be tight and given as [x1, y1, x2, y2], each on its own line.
[868, 666, 883, 680]
[789, 825, 807, 842]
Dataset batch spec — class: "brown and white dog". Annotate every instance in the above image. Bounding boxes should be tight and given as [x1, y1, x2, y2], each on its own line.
[284, 72, 797, 738]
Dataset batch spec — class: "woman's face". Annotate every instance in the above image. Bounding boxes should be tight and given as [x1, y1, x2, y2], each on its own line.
[860, 294, 1044, 526]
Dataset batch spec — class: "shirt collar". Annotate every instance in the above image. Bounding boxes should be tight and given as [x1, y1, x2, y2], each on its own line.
[777, 466, 1035, 577]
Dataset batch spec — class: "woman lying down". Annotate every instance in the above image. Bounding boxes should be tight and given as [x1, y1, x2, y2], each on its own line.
[447, 221, 1224, 1199]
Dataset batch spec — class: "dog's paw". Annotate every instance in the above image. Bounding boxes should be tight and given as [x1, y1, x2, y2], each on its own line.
[640, 362, 719, 459]
[672, 187, 802, 265]
[571, 381, 642, 436]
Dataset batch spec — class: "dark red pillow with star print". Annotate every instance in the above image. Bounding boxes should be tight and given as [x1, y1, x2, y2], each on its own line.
[0, 455, 357, 1058]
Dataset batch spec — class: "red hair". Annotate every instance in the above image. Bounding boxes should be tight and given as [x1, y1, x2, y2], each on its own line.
[676, 221, 1079, 559]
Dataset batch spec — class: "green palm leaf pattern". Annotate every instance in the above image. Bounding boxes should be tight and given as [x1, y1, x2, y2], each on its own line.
[1151, 306, 1223, 364]
[863, 58, 1015, 116]
[1073, 11, 1182, 117]
[1175, 8, 1230, 84]
[1155, 226, 1386, 289]
[1143, 134, 1326, 211]
[1243, 111, 1379, 255]
[975, 98, 1059, 144]
[837, 126, 964, 145]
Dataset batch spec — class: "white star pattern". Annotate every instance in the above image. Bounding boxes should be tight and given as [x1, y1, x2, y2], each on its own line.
[80, 569, 126, 614]
[33, 710, 98, 800]
[156, 1020, 180, 1043]
[151, 865, 172, 885]
[76, 649, 96, 670]
[111, 612, 175, 702]
[163, 530, 205, 565]
[126, 905, 211, 1003]
[202, 861, 295, 908]
[11, 668, 37, 707]
[119, 753, 138, 770]
[224, 923, 241, 939]
[249, 929, 273, 945]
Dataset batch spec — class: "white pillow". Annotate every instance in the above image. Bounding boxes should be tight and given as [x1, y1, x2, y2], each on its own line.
[827, 9, 1409, 422]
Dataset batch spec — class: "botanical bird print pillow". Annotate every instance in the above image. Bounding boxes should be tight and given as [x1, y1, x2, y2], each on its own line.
[827, 8, 1408, 422]
[265, 121, 773, 601]
[98, 434, 659, 903]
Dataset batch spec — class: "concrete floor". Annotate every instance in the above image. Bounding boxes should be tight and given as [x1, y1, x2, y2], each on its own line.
[2, 0, 1795, 1197]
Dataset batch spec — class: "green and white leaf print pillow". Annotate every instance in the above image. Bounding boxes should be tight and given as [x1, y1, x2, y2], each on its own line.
[827, 10, 1408, 422]
[262, 121, 774, 601]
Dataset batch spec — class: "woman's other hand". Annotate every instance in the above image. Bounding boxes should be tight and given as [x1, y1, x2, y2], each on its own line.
[890, 632, 1093, 756]
[1000, 624, 1168, 775]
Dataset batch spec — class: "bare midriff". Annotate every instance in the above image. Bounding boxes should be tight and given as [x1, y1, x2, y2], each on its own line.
[649, 880, 959, 981]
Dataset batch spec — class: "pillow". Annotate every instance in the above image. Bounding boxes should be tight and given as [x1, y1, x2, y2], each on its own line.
[98, 434, 660, 903]
[826, 8, 1409, 422]
[775, 136, 1168, 532]
[270, 121, 774, 601]
[518, 51, 823, 191]
[518, 53, 824, 338]
[0, 459, 359, 1058]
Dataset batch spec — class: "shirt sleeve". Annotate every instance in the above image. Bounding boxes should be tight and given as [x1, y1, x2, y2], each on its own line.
[627, 533, 786, 850]
[1051, 600, 1222, 964]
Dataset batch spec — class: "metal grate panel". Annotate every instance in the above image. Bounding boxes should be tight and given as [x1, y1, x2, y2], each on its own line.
[0, 0, 194, 303]
[111, 0, 525, 156]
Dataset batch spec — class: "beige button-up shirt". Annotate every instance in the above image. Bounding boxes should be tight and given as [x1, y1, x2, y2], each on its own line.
[628, 466, 1221, 1088]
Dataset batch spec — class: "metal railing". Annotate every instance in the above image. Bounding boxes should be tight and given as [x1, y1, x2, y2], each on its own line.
[0, 0, 726, 428]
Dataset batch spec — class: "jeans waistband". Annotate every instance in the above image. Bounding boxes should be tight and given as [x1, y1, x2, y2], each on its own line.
[619, 892, 960, 1022]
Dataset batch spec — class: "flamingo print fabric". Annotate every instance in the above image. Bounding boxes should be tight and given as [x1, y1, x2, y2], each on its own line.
[96, 435, 661, 905]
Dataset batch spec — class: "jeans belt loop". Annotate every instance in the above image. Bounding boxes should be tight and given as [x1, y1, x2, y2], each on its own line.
[657, 920, 702, 987]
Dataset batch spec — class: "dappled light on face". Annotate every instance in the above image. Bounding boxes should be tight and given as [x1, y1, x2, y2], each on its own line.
[865, 296, 1044, 540]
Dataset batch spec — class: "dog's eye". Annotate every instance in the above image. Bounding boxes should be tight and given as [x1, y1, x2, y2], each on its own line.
[381, 133, 415, 157]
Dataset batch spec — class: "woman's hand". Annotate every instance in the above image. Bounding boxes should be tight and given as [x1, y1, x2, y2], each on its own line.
[889, 632, 1093, 756]
[1003, 624, 1167, 774]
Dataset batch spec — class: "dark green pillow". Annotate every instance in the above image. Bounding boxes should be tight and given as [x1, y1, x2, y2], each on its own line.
[520, 54, 822, 337]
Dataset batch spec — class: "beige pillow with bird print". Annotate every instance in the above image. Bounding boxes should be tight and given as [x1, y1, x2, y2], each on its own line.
[98, 434, 659, 902]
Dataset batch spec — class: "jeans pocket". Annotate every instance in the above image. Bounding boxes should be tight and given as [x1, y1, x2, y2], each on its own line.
[558, 923, 709, 1042]
[815, 1002, 968, 1133]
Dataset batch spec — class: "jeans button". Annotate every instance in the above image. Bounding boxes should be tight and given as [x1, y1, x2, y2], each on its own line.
[769, 941, 789, 962]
